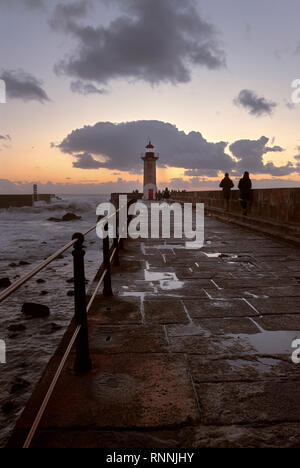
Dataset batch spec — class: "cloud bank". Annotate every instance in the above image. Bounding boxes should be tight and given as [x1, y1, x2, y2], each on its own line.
[56, 120, 235, 176]
[0, 178, 141, 195]
[56, 120, 298, 177]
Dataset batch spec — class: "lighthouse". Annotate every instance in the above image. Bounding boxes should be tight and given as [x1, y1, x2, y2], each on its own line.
[142, 141, 159, 200]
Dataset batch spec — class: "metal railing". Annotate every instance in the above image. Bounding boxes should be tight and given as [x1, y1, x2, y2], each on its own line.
[0, 205, 130, 448]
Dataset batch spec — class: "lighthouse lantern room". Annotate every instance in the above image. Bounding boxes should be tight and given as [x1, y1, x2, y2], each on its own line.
[142, 141, 159, 200]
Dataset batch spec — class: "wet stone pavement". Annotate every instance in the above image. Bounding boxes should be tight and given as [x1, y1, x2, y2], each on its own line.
[11, 215, 300, 448]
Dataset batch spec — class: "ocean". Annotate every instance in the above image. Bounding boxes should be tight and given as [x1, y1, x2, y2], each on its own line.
[0, 194, 109, 447]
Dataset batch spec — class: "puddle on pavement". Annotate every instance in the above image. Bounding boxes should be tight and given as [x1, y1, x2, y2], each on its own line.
[144, 271, 177, 282]
[202, 252, 240, 259]
[144, 270, 185, 290]
[228, 330, 300, 355]
[159, 279, 185, 290]
[202, 252, 222, 258]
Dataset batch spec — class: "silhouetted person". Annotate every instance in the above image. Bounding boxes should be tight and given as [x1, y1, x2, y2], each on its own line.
[219, 173, 234, 211]
[238, 172, 252, 216]
[163, 187, 170, 200]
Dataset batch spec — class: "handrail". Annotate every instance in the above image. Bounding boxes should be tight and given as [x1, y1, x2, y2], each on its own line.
[0, 210, 117, 305]
[3, 201, 128, 449]
[22, 245, 119, 449]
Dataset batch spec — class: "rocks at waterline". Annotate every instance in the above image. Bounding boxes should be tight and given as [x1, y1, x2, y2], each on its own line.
[40, 322, 63, 335]
[0, 278, 11, 289]
[22, 303, 50, 318]
[1, 401, 18, 414]
[51, 323, 62, 332]
[47, 212, 82, 222]
[7, 324, 27, 333]
[10, 377, 30, 394]
[62, 213, 82, 221]
[40, 291, 49, 296]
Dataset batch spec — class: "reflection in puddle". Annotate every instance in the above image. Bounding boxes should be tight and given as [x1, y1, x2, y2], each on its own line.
[144, 270, 185, 291]
[160, 279, 184, 290]
[202, 252, 222, 258]
[228, 330, 300, 355]
[144, 271, 176, 282]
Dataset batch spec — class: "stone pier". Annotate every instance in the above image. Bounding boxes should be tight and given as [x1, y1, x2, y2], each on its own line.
[8, 212, 300, 448]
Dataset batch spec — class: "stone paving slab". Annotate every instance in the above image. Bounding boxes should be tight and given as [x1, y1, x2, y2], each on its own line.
[183, 298, 257, 318]
[256, 314, 300, 330]
[143, 299, 189, 324]
[88, 324, 169, 354]
[37, 354, 200, 430]
[249, 297, 300, 315]
[195, 381, 300, 425]
[188, 355, 300, 383]
[186, 423, 300, 448]
[87, 295, 142, 324]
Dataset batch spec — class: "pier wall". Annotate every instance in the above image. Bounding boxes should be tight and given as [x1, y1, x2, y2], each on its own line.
[171, 188, 300, 245]
[0, 194, 54, 209]
[171, 188, 300, 225]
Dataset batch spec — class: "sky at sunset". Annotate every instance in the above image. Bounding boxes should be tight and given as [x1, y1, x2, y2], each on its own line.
[1, 0, 300, 194]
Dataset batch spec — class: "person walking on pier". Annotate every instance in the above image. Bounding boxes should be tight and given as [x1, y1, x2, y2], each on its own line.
[219, 173, 234, 211]
[238, 171, 252, 216]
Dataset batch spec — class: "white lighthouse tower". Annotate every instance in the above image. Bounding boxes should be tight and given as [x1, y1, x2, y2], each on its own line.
[142, 141, 159, 200]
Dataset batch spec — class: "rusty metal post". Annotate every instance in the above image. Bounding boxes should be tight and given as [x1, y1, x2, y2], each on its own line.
[72, 232, 92, 373]
[103, 222, 113, 296]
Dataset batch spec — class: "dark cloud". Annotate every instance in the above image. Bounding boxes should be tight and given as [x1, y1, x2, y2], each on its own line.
[183, 168, 221, 177]
[56, 120, 235, 176]
[229, 136, 294, 176]
[53, 0, 226, 87]
[167, 177, 218, 190]
[49, 0, 92, 31]
[0, 69, 49, 103]
[72, 152, 104, 169]
[0, 134, 11, 141]
[23, 0, 44, 8]
[234, 89, 277, 117]
[70, 80, 106, 95]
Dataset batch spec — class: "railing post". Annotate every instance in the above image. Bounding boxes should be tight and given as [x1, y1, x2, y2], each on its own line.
[72, 233, 92, 373]
[113, 212, 120, 266]
[103, 223, 113, 296]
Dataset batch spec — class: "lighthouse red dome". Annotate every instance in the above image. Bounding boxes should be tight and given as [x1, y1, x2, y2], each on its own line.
[146, 141, 154, 149]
